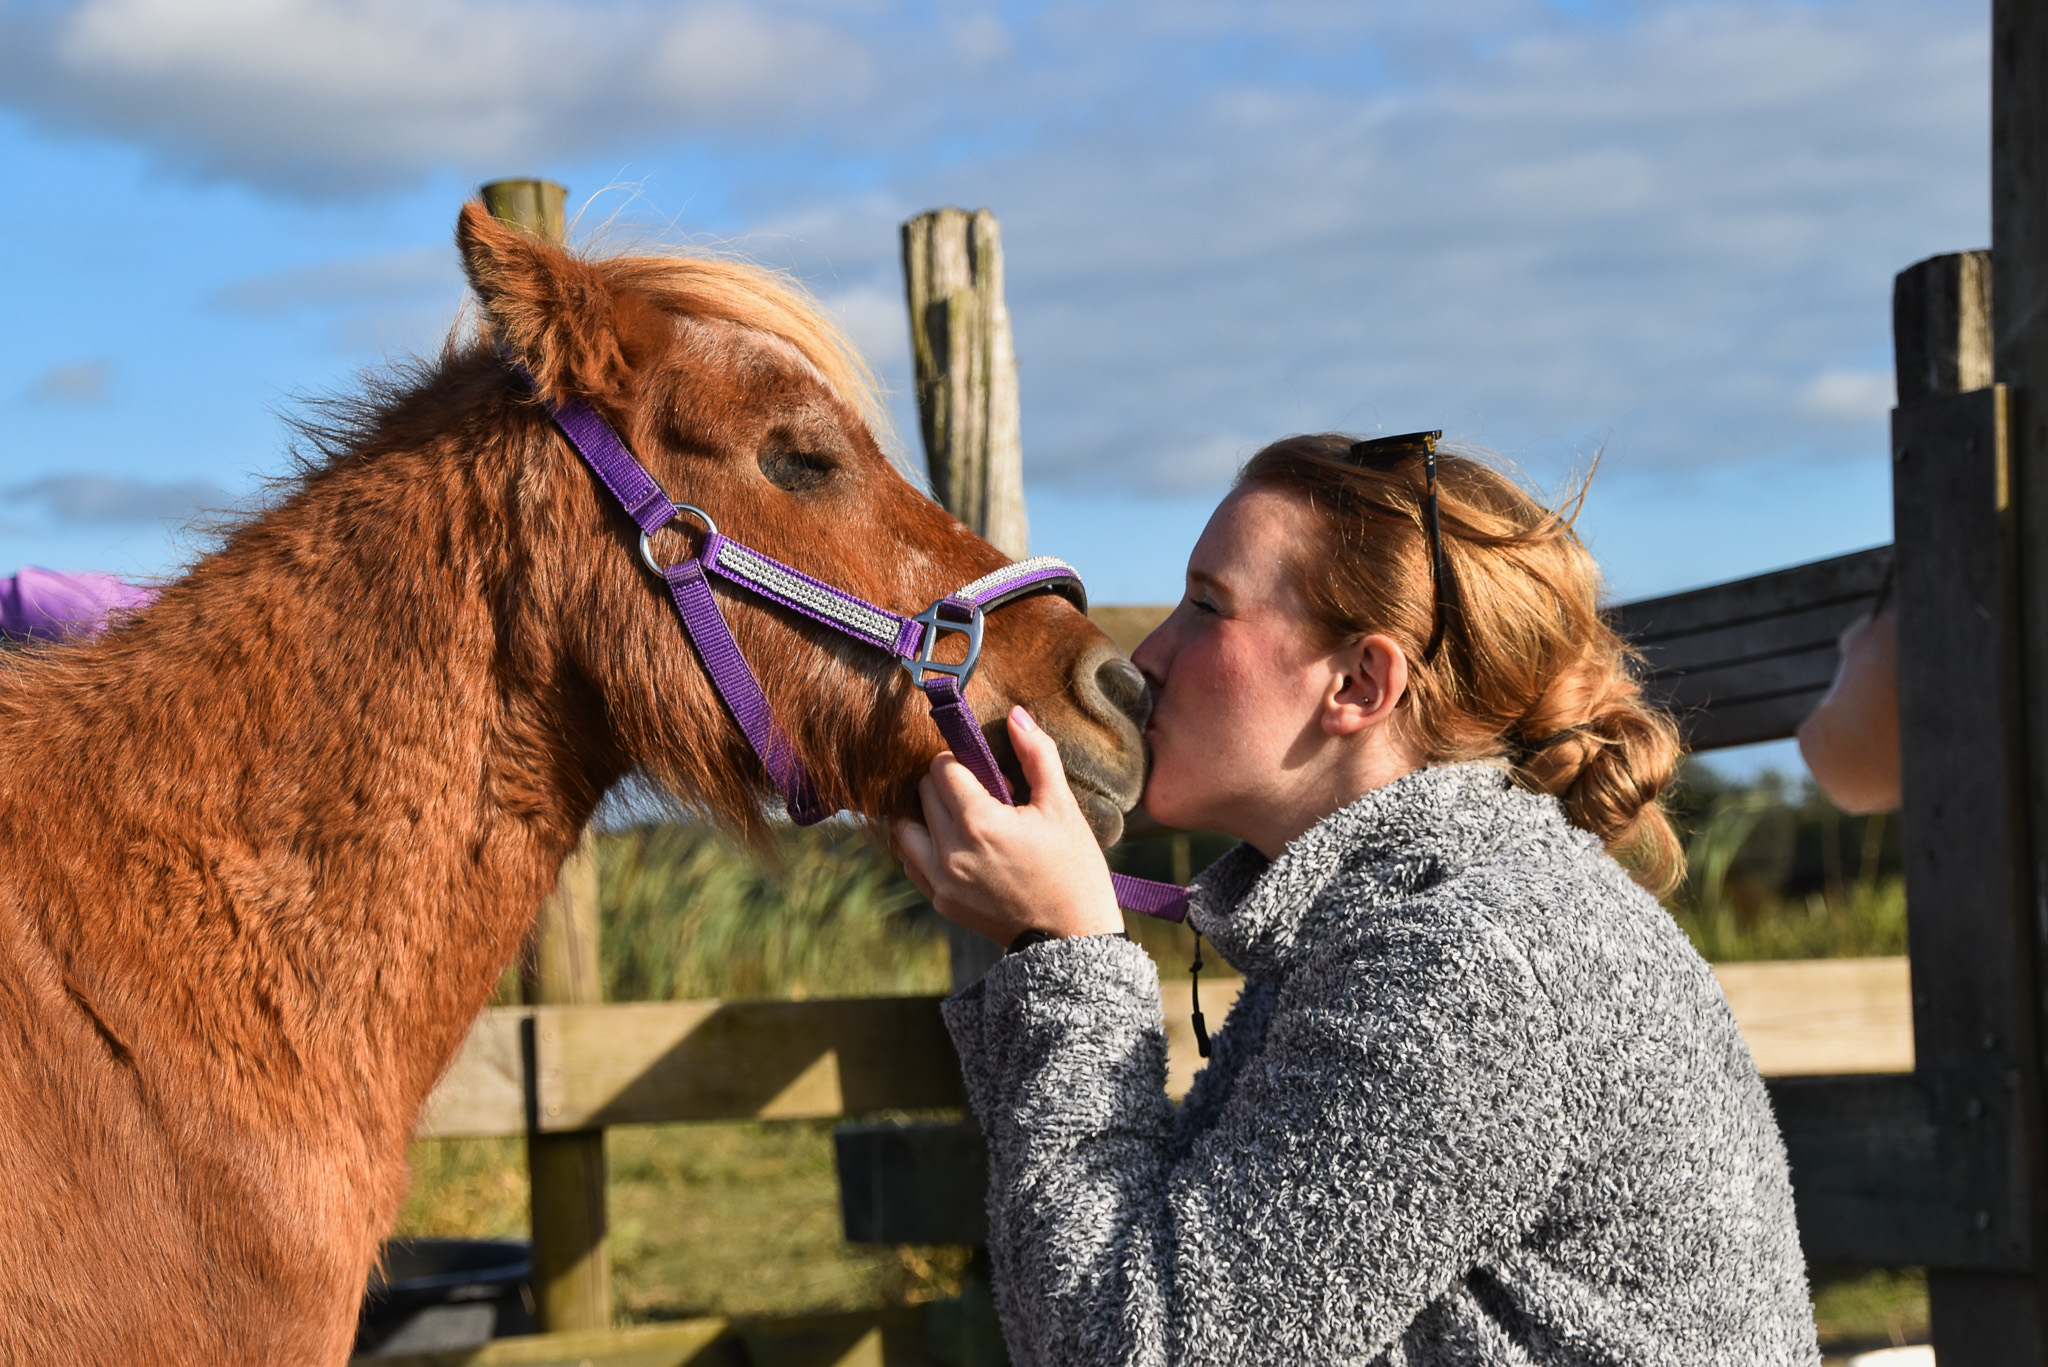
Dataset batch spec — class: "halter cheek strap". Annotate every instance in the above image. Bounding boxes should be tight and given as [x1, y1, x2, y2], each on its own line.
[515, 364, 1188, 922]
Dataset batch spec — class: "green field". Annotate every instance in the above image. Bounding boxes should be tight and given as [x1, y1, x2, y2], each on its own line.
[400, 765, 1925, 1350]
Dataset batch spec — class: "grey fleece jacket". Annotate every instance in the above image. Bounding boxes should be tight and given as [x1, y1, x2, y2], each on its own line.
[942, 761, 1819, 1366]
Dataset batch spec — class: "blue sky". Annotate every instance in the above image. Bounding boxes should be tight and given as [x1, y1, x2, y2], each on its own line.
[0, 0, 1988, 647]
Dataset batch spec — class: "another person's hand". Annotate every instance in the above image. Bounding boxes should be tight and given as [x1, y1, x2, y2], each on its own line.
[894, 706, 1124, 948]
[1796, 610, 1900, 815]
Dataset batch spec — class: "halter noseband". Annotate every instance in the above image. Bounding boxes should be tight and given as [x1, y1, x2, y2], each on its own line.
[514, 361, 1188, 922]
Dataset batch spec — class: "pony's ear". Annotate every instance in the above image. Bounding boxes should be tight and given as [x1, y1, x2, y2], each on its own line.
[456, 201, 672, 403]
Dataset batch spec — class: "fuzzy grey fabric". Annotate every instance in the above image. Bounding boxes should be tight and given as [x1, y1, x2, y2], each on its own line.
[942, 761, 1819, 1366]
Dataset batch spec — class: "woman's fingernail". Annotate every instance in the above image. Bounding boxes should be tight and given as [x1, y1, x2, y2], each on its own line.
[1011, 705, 1039, 732]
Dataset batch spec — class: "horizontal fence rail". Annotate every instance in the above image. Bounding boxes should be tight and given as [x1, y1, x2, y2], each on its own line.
[418, 998, 965, 1139]
[1609, 545, 1893, 751]
[837, 1068, 2021, 1271]
[417, 957, 1912, 1140]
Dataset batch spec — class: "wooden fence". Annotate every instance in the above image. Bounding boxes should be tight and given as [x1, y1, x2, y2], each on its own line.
[392, 38, 2048, 1346]
[371, 520, 1923, 1366]
[372, 243, 2030, 1365]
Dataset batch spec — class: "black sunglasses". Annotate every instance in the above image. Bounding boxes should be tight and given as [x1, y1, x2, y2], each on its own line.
[1343, 430, 1452, 665]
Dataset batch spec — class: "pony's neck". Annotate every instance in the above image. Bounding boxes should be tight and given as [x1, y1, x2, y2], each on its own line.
[23, 412, 612, 1143]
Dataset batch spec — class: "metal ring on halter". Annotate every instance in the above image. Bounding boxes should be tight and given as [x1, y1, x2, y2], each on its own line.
[638, 503, 719, 576]
[902, 600, 985, 685]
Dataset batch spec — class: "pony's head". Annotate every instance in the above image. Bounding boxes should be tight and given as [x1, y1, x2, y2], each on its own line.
[453, 203, 1148, 842]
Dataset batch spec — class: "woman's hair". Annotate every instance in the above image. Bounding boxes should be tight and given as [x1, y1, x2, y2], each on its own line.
[1237, 434, 1684, 894]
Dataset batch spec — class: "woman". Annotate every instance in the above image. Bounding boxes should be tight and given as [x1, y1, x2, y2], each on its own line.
[895, 433, 1819, 1365]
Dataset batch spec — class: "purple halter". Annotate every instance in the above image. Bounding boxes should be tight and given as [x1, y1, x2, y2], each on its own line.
[521, 369, 1189, 922]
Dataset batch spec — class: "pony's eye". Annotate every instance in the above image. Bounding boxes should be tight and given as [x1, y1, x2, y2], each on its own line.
[757, 447, 837, 494]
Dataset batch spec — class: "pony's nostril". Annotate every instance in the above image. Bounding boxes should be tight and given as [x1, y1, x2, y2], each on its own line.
[1088, 652, 1150, 728]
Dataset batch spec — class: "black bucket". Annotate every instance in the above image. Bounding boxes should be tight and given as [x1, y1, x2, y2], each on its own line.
[354, 1238, 536, 1357]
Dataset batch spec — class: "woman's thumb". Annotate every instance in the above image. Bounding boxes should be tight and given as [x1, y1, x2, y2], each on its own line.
[1007, 706, 1069, 809]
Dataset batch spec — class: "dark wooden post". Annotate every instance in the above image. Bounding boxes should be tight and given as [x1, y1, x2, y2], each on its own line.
[1968, 0, 2048, 1354]
[480, 178, 612, 1333]
[1893, 252, 2035, 1354]
[902, 207, 1028, 991]
[1897, 252, 1993, 403]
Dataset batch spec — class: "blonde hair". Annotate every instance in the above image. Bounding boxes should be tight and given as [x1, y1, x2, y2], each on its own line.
[608, 254, 889, 441]
[1239, 434, 1684, 893]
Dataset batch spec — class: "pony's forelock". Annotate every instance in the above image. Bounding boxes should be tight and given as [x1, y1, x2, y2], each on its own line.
[609, 254, 892, 448]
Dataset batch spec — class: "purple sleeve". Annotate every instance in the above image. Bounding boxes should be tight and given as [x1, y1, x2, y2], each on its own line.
[0, 567, 156, 641]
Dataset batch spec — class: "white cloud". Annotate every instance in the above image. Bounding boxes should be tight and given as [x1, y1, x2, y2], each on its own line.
[212, 247, 455, 315]
[209, 246, 469, 356]
[10, 474, 232, 524]
[0, 0, 871, 194]
[880, 0, 1987, 489]
[1799, 369, 1896, 424]
[25, 361, 111, 403]
[0, 0, 1984, 501]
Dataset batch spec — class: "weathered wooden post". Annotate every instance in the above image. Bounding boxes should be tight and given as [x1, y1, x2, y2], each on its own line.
[1961, 0, 2048, 1354]
[903, 208, 1028, 561]
[480, 178, 567, 244]
[481, 177, 612, 1333]
[522, 829, 611, 1333]
[1889, 248, 2040, 1360]
[903, 207, 1028, 991]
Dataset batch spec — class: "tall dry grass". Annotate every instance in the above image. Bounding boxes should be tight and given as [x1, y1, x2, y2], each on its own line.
[597, 820, 947, 1002]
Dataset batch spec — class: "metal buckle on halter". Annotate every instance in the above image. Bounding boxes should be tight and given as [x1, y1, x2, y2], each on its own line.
[902, 599, 985, 686]
[638, 503, 719, 575]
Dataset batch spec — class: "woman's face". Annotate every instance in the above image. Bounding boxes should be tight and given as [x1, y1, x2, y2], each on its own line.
[1131, 486, 1358, 848]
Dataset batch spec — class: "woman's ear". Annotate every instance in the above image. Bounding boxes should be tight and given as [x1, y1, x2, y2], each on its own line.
[1323, 634, 1408, 737]
[455, 201, 671, 406]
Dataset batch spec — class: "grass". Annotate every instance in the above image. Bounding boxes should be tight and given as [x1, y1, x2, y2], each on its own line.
[1811, 1265, 1929, 1358]
[410, 819, 966, 1324]
[596, 820, 948, 1003]
[1670, 875, 1907, 963]
[403, 768, 1928, 1345]
[394, 1125, 969, 1322]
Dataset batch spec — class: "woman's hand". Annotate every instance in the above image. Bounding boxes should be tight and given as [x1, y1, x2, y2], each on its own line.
[894, 706, 1125, 947]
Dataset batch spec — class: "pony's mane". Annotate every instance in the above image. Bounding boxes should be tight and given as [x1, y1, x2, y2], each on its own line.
[253, 243, 891, 521]
[608, 252, 889, 440]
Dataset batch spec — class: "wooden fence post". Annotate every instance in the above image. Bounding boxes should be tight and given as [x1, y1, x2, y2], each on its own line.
[1896, 251, 1992, 404]
[480, 178, 613, 1333]
[1985, 0, 2048, 1353]
[480, 178, 567, 244]
[903, 208, 1029, 561]
[902, 207, 1028, 991]
[523, 828, 612, 1333]
[1893, 250, 2038, 1359]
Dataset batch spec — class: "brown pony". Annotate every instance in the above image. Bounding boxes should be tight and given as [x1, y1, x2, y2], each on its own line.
[0, 204, 1147, 1364]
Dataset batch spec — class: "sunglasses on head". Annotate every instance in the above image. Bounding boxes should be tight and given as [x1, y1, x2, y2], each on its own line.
[1343, 430, 1451, 666]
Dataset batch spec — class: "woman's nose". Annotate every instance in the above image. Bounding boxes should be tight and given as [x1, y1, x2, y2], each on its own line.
[1130, 621, 1170, 691]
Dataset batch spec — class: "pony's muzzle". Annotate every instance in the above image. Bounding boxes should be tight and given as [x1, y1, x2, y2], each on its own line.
[1055, 643, 1151, 844]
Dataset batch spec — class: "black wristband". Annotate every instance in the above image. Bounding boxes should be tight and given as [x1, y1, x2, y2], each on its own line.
[1005, 928, 1129, 956]
[1006, 928, 1058, 955]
